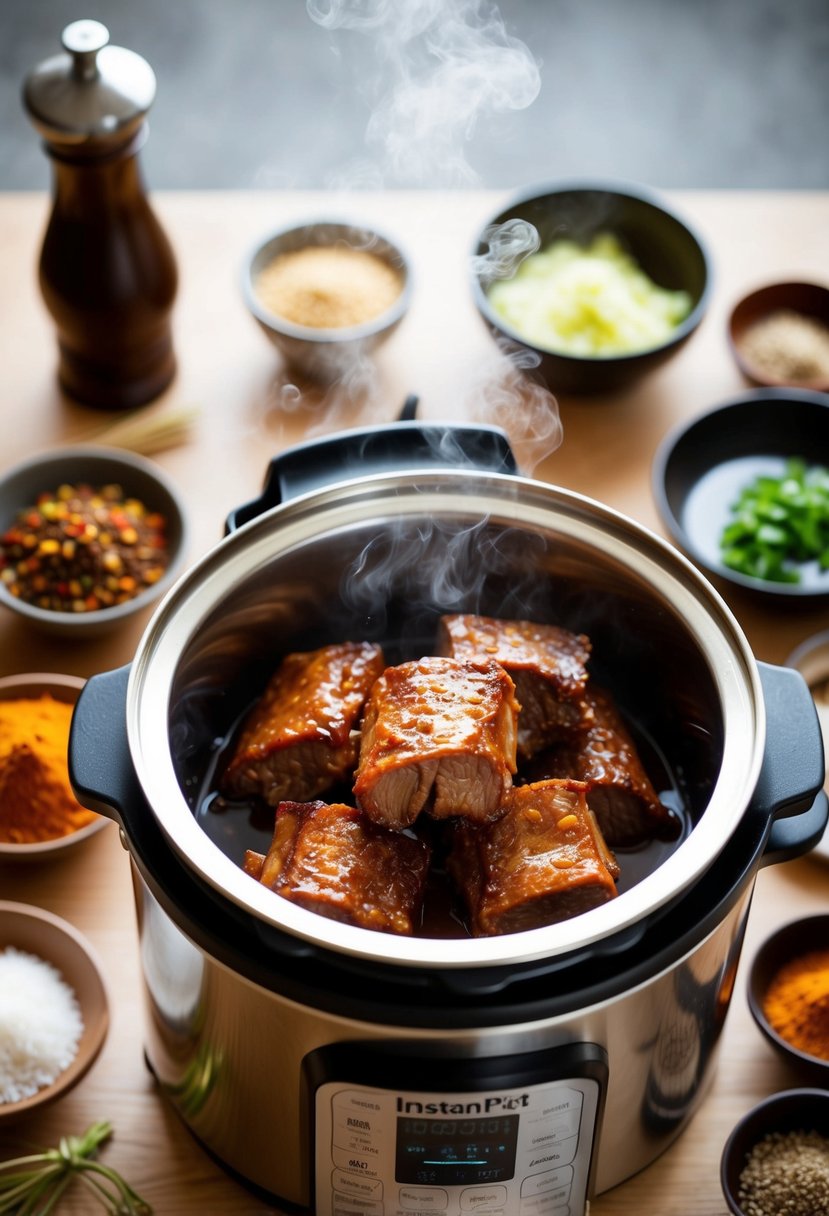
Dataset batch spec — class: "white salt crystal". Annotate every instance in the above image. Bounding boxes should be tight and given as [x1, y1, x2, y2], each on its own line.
[0, 946, 84, 1104]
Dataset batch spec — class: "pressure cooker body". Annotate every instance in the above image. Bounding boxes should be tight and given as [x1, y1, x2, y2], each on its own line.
[69, 432, 826, 1212]
[122, 804, 802, 1208]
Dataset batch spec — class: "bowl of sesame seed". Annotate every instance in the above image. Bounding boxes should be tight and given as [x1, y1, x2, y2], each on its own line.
[720, 1088, 829, 1216]
[0, 445, 188, 637]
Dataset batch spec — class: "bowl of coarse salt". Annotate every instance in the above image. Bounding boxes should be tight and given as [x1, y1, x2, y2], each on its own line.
[0, 901, 109, 1121]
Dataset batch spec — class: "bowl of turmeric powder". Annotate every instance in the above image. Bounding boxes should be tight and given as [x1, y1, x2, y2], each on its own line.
[747, 914, 829, 1083]
[0, 673, 108, 859]
[243, 219, 412, 382]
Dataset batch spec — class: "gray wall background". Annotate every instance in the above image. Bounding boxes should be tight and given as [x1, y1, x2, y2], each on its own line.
[3, 0, 828, 192]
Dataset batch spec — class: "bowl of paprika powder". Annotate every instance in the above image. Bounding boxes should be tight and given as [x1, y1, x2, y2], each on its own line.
[0, 673, 108, 860]
[747, 914, 829, 1083]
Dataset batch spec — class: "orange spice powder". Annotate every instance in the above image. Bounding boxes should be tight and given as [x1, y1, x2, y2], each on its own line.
[762, 949, 829, 1061]
[0, 695, 98, 843]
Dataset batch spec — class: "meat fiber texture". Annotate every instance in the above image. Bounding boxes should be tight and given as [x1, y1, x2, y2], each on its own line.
[354, 656, 519, 831]
[447, 778, 619, 935]
[437, 613, 594, 757]
[221, 642, 385, 806]
[244, 800, 430, 935]
[529, 685, 677, 847]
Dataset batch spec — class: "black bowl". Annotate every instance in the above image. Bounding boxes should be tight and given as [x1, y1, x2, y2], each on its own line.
[654, 388, 829, 601]
[721, 1088, 829, 1215]
[746, 914, 829, 1083]
[471, 180, 711, 396]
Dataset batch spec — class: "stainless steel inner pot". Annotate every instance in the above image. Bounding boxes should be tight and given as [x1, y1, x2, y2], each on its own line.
[70, 437, 826, 1211]
[125, 466, 765, 967]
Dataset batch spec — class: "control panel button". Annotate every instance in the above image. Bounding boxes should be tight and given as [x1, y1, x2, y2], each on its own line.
[399, 1186, 449, 1210]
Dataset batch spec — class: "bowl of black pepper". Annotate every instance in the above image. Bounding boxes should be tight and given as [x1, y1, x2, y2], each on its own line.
[0, 446, 188, 637]
[728, 281, 829, 393]
[720, 1088, 829, 1216]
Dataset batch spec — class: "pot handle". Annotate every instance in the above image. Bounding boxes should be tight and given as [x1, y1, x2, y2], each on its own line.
[754, 660, 827, 866]
[224, 413, 518, 532]
[68, 665, 133, 830]
[762, 792, 828, 868]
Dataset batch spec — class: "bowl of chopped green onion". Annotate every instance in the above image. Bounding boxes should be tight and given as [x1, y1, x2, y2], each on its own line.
[471, 180, 711, 396]
[654, 388, 829, 600]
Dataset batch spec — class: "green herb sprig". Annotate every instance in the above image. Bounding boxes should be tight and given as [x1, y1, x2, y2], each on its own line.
[719, 457, 829, 584]
[0, 1121, 151, 1215]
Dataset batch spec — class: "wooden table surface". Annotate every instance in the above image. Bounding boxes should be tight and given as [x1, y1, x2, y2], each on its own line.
[0, 189, 827, 1214]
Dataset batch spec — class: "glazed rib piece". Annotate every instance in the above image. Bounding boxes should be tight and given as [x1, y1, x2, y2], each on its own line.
[244, 800, 431, 935]
[221, 642, 385, 807]
[447, 778, 619, 937]
[532, 685, 677, 847]
[437, 614, 593, 757]
[354, 656, 519, 831]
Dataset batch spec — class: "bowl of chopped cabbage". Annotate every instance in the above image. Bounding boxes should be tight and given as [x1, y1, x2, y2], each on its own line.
[653, 388, 829, 601]
[471, 180, 711, 395]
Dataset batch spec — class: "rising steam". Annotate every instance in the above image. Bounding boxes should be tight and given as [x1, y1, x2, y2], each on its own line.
[471, 217, 540, 285]
[307, 0, 541, 187]
[247, 0, 562, 477]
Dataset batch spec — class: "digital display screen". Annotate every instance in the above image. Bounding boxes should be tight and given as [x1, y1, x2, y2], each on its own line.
[395, 1115, 520, 1186]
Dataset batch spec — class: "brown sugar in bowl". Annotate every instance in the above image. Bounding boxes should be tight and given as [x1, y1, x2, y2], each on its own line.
[242, 219, 412, 382]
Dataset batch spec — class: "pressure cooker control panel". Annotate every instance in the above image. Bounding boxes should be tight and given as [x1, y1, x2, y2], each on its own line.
[313, 1046, 605, 1216]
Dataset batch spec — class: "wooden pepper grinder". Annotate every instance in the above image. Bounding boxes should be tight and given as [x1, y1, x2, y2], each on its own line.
[23, 20, 177, 409]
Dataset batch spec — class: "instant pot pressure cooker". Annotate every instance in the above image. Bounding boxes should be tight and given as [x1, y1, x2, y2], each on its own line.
[70, 423, 826, 1216]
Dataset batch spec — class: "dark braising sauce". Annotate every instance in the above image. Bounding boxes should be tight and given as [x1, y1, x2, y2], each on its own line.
[195, 697, 689, 941]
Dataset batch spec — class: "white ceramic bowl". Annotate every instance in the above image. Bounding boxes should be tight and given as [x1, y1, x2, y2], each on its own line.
[0, 901, 109, 1122]
[242, 218, 412, 382]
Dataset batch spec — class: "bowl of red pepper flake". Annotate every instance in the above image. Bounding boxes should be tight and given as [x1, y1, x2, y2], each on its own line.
[0, 446, 188, 636]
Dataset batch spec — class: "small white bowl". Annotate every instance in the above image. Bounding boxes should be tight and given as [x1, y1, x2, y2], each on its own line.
[242, 218, 412, 382]
[0, 901, 109, 1122]
[0, 673, 108, 861]
[0, 445, 188, 638]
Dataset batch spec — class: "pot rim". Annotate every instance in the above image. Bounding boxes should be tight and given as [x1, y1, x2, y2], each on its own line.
[126, 469, 764, 970]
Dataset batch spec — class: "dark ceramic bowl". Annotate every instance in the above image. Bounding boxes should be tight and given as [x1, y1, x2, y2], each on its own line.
[728, 280, 829, 392]
[0, 445, 188, 638]
[471, 180, 711, 396]
[654, 387, 829, 601]
[243, 219, 412, 383]
[721, 1088, 829, 1215]
[746, 914, 829, 1083]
